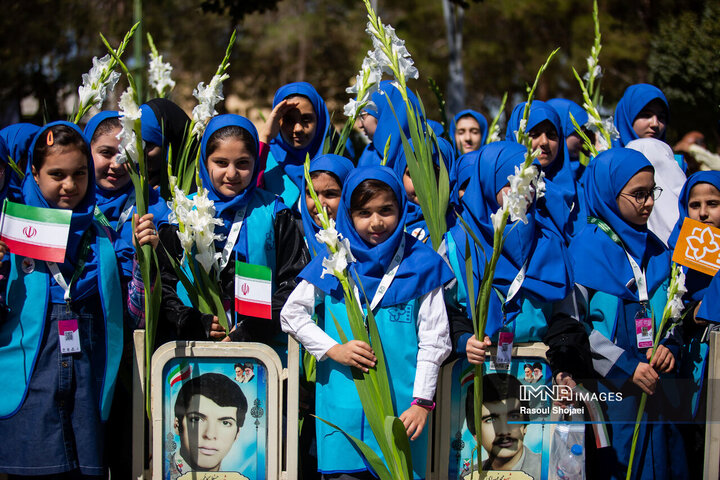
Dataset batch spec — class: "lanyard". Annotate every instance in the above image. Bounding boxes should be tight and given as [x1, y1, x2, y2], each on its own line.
[492, 259, 528, 319]
[352, 235, 406, 313]
[588, 216, 649, 303]
[46, 231, 93, 303]
[219, 206, 247, 271]
[115, 190, 136, 232]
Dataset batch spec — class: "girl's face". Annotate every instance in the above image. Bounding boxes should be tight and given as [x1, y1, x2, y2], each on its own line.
[632, 99, 667, 140]
[280, 96, 317, 149]
[306, 172, 342, 226]
[92, 127, 130, 191]
[566, 133, 583, 158]
[351, 190, 400, 246]
[688, 182, 720, 228]
[32, 146, 89, 209]
[358, 112, 378, 141]
[528, 120, 559, 167]
[206, 138, 255, 197]
[403, 168, 418, 205]
[616, 169, 656, 226]
[455, 116, 482, 153]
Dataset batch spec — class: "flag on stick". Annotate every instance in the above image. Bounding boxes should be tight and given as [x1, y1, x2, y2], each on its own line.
[235, 261, 272, 319]
[0, 200, 71, 263]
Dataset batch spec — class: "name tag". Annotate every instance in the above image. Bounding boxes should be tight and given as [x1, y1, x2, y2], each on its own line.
[59, 319, 81, 354]
[495, 331, 514, 367]
[635, 317, 653, 349]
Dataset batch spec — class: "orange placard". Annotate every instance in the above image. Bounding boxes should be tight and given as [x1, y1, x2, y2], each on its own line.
[672, 217, 720, 276]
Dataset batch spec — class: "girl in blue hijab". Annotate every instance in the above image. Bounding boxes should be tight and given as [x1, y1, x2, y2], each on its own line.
[0, 122, 41, 200]
[300, 153, 354, 258]
[158, 114, 308, 351]
[282, 166, 452, 479]
[667, 172, 720, 433]
[569, 147, 687, 479]
[0, 121, 154, 477]
[613, 83, 669, 147]
[449, 109, 488, 155]
[444, 142, 584, 383]
[263, 82, 332, 210]
[84, 110, 171, 248]
[546, 98, 591, 181]
[506, 101, 584, 239]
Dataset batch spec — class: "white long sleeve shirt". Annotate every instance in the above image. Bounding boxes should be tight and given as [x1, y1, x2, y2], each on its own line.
[281, 279, 451, 400]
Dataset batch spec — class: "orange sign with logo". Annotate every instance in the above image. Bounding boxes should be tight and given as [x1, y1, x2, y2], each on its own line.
[672, 217, 720, 276]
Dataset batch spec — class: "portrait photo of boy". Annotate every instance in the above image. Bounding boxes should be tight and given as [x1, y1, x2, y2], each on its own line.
[464, 373, 541, 480]
[169, 373, 250, 479]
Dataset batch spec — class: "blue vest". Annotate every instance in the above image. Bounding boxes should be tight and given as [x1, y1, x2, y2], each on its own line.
[315, 295, 427, 479]
[445, 232, 550, 343]
[263, 151, 301, 211]
[0, 222, 124, 421]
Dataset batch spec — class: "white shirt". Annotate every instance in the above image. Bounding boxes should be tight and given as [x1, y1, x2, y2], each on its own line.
[281, 279, 451, 400]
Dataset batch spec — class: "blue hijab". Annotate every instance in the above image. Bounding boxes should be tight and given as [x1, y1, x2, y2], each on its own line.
[667, 171, 720, 301]
[547, 98, 588, 178]
[451, 141, 573, 336]
[299, 166, 453, 307]
[449, 109, 488, 154]
[300, 154, 355, 257]
[268, 82, 331, 189]
[24, 121, 132, 303]
[199, 114, 263, 247]
[0, 123, 41, 200]
[613, 83, 669, 147]
[357, 81, 394, 167]
[570, 148, 670, 300]
[451, 151, 477, 213]
[84, 111, 170, 244]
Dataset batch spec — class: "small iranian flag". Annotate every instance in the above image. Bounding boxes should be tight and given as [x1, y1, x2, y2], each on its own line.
[235, 261, 272, 319]
[460, 363, 474, 386]
[168, 361, 192, 387]
[0, 200, 71, 263]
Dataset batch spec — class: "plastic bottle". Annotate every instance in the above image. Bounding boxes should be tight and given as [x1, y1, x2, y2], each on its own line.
[556, 444, 583, 480]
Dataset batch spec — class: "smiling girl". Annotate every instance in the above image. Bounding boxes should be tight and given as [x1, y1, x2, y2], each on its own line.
[158, 114, 308, 351]
[0, 121, 156, 477]
[282, 166, 453, 479]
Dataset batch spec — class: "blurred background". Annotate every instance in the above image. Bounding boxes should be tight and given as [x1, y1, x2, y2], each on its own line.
[1, 0, 718, 149]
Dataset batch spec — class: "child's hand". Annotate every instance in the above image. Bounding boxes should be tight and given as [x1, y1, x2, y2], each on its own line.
[0, 240, 8, 261]
[209, 316, 227, 340]
[553, 372, 577, 407]
[648, 345, 675, 373]
[466, 335, 492, 365]
[259, 99, 300, 144]
[133, 213, 159, 250]
[632, 362, 659, 395]
[400, 405, 430, 441]
[326, 340, 376, 372]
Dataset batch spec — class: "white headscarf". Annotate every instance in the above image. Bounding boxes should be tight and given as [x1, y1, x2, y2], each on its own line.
[626, 138, 686, 246]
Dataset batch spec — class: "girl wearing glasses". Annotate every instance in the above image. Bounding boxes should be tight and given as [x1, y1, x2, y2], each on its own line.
[569, 147, 687, 479]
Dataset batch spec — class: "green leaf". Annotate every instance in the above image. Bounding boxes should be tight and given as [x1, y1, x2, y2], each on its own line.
[313, 415, 394, 480]
[384, 415, 413, 480]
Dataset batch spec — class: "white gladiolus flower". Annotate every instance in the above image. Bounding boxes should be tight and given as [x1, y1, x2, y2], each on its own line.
[315, 220, 341, 251]
[491, 208, 506, 232]
[148, 52, 176, 96]
[689, 144, 720, 171]
[666, 269, 686, 319]
[116, 88, 142, 164]
[486, 126, 501, 144]
[321, 250, 350, 279]
[366, 20, 419, 81]
[77, 54, 121, 110]
[344, 55, 382, 118]
[195, 249, 219, 274]
[191, 73, 230, 138]
[504, 164, 542, 224]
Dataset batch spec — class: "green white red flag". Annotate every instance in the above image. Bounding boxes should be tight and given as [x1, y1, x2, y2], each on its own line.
[0, 200, 71, 263]
[235, 261, 272, 319]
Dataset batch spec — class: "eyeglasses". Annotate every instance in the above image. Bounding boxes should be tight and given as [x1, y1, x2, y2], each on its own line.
[619, 186, 663, 204]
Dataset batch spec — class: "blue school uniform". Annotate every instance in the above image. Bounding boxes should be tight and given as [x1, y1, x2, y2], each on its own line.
[613, 84, 669, 148]
[569, 147, 687, 479]
[0, 122, 134, 475]
[506, 101, 585, 240]
[668, 171, 720, 419]
[265, 82, 331, 210]
[297, 166, 453, 478]
[300, 154, 354, 258]
[84, 111, 171, 246]
[445, 141, 573, 350]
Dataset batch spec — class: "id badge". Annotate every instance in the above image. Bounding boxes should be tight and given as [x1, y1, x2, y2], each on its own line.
[58, 319, 81, 354]
[494, 331, 514, 368]
[635, 314, 653, 350]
